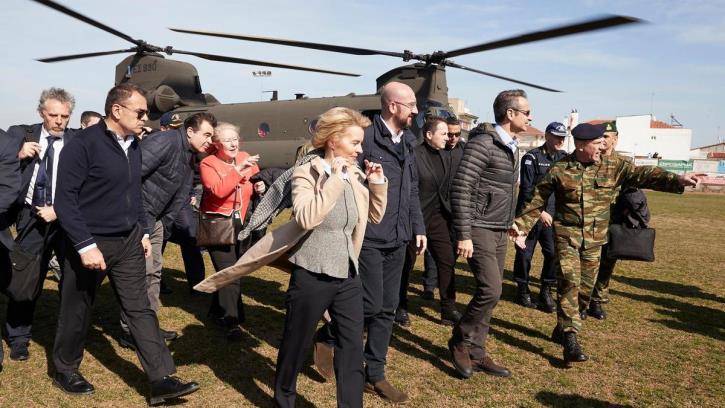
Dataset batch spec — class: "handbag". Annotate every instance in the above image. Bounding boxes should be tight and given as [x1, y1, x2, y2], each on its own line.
[196, 212, 235, 247]
[606, 223, 656, 262]
[3, 223, 50, 302]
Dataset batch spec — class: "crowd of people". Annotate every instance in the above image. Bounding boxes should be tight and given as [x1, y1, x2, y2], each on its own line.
[0, 81, 701, 406]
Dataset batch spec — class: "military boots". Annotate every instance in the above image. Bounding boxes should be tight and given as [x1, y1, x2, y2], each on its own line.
[515, 284, 537, 309]
[537, 284, 556, 313]
[563, 332, 588, 363]
[588, 301, 607, 320]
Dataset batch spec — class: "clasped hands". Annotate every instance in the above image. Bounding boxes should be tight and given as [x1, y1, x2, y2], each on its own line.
[508, 224, 527, 250]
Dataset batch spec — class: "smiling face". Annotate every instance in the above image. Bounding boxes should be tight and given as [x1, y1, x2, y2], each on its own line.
[40, 99, 71, 137]
[328, 125, 364, 161]
[426, 121, 449, 150]
[575, 137, 605, 163]
[188, 120, 214, 153]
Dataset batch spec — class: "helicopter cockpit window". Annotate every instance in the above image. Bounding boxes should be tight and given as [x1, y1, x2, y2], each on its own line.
[257, 122, 270, 138]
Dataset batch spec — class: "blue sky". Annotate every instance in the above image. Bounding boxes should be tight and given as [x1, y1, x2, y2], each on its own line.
[1, 0, 723, 147]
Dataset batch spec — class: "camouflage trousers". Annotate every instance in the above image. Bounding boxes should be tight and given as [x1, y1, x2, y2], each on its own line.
[555, 238, 602, 333]
[591, 244, 617, 303]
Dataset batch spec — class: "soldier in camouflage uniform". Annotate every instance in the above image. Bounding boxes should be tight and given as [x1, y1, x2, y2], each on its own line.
[511, 123, 700, 363]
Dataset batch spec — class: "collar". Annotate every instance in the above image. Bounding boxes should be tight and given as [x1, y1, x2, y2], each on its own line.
[494, 124, 519, 152]
[380, 116, 405, 143]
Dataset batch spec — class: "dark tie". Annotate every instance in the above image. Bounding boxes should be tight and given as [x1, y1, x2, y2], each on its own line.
[31, 135, 60, 207]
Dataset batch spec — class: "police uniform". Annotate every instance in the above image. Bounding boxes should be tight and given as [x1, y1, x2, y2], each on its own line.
[514, 123, 683, 362]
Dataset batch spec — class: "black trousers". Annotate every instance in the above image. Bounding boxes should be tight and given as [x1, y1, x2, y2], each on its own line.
[163, 201, 205, 290]
[5, 206, 64, 346]
[207, 216, 247, 324]
[52, 226, 175, 381]
[275, 266, 363, 408]
[453, 227, 507, 360]
[359, 244, 406, 382]
[512, 221, 557, 286]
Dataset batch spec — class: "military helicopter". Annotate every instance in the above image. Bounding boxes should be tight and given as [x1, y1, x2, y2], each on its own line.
[32, 0, 640, 168]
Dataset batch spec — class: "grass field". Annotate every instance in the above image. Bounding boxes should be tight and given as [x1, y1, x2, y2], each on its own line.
[0, 191, 723, 407]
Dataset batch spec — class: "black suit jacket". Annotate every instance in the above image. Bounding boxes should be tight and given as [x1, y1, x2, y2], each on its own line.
[0, 128, 24, 250]
[415, 142, 453, 220]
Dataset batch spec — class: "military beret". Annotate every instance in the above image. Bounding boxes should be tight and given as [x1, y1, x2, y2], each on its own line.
[571, 123, 605, 140]
[603, 121, 617, 133]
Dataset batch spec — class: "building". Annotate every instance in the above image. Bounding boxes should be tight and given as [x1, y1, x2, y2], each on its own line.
[690, 142, 725, 159]
[517, 125, 545, 152]
[447, 98, 479, 131]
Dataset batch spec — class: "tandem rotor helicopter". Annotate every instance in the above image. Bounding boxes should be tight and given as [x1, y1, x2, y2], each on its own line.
[32, 0, 641, 168]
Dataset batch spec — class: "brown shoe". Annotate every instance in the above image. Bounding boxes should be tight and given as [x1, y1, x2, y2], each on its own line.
[448, 338, 473, 379]
[472, 356, 511, 378]
[364, 379, 409, 404]
[312, 341, 334, 382]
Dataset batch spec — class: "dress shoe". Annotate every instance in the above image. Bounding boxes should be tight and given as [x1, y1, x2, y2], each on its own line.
[472, 356, 511, 377]
[588, 301, 607, 320]
[447, 337, 473, 379]
[53, 371, 95, 395]
[537, 284, 556, 313]
[161, 329, 178, 341]
[149, 375, 200, 406]
[515, 284, 537, 309]
[312, 340, 334, 382]
[551, 325, 563, 344]
[394, 308, 411, 327]
[226, 325, 243, 342]
[9, 343, 29, 361]
[562, 332, 588, 363]
[441, 309, 462, 326]
[364, 379, 409, 404]
[421, 290, 435, 301]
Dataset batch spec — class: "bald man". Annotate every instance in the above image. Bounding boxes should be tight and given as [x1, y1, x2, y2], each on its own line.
[312, 82, 426, 403]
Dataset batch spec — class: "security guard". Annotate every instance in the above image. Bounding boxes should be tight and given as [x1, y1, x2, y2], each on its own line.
[513, 122, 567, 312]
[512, 123, 700, 363]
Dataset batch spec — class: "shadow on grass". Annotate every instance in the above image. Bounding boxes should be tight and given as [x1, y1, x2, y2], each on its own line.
[535, 390, 634, 407]
[613, 275, 725, 304]
[610, 289, 724, 341]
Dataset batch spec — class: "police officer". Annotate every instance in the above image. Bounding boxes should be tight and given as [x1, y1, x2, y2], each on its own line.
[586, 121, 650, 320]
[511, 123, 701, 364]
[513, 122, 567, 312]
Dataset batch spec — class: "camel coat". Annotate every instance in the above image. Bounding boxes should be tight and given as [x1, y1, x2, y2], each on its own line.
[194, 157, 387, 292]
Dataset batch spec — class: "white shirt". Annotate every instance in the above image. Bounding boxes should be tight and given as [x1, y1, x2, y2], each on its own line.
[381, 118, 404, 144]
[494, 124, 519, 153]
[25, 126, 65, 205]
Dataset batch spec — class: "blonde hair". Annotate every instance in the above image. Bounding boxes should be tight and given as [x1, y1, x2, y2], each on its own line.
[311, 107, 371, 149]
[213, 121, 240, 142]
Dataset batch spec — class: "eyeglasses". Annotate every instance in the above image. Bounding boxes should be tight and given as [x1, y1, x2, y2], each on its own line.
[448, 132, 462, 137]
[510, 108, 531, 117]
[117, 104, 149, 120]
[392, 101, 417, 111]
[219, 138, 238, 144]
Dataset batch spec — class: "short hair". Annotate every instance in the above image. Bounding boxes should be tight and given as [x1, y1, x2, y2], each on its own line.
[446, 116, 461, 126]
[493, 89, 527, 124]
[424, 116, 447, 135]
[80, 111, 103, 126]
[311, 107, 371, 149]
[184, 111, 218, 132]
[213, 121, 240, 142]
[38, 87, 75, 114]
[104, 83, 146, 116]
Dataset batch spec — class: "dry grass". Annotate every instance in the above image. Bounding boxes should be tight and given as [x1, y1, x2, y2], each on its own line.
[0, 191, 723, 407]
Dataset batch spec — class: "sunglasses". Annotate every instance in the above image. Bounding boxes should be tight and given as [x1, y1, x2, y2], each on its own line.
[117, 104, 149, 120]
[448, 132, 462, 137]
[510, 108, 531, 117]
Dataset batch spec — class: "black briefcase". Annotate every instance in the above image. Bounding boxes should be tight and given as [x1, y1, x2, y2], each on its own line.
[606, 224, 656, 262]
[3, 224, 49, 302]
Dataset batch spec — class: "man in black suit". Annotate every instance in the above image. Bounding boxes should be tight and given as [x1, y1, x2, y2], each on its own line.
[52, 83, 198, 404]
[0, 127, 24, 371]
[3, 88, 76, 362]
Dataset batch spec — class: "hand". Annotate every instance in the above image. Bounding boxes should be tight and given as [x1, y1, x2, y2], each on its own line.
[236, 155, 260, 172]
[18, 142, 41, 160]
[190, 196, 197, 206]
[141, 237, 152, 258]
[514, 235, 527, 250]
[415, 235, 427, 255]
[35, 206, 57, 223]
[364, 159, 385, 183]
[254, 181, 266, 194]
[678, 173, 706, 187]
[80, 248, 106, 270]
[330, 157, 350, 176]
[457, 239, 473, 258]
[540, 211, 553, 227]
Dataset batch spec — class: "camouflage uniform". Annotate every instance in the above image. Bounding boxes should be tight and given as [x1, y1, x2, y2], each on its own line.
[515, 153, 682, 333]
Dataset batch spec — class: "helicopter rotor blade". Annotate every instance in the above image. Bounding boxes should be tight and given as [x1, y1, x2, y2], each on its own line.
[170, 28, 406, 59]
[32, 0, 143, 47]
[171, 49, 360, 77]
[444, 61, 561, 92]
[444, 15, 642, 59]
[37, 49, 137, 63]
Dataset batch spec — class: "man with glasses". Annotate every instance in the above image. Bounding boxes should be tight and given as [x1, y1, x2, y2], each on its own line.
[448, 89, 529, 379]
[52, 83, 199, 404]
[3, 88, 76, 363]
[117, 111, 216, 351]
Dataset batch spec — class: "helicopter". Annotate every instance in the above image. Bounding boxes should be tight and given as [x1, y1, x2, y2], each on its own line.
[32, 0, 640, 168]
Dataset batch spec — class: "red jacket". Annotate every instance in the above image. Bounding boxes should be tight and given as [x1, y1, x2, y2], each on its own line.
[200, 150, 259, 221]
